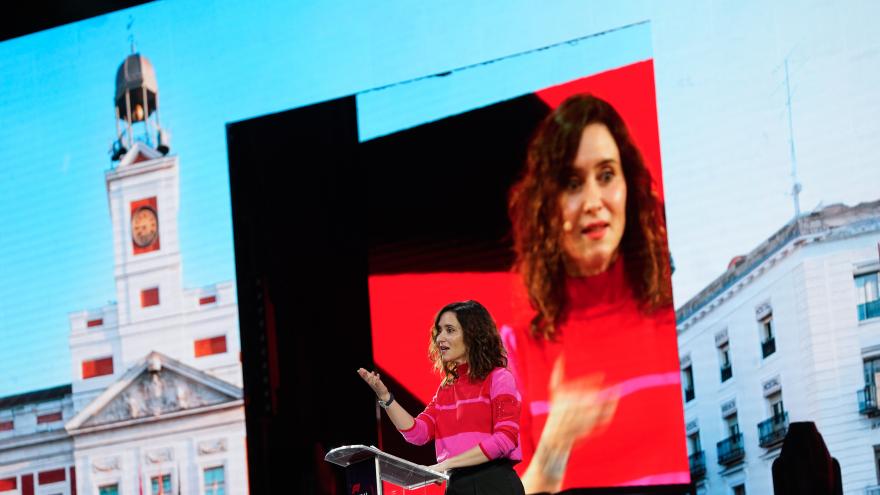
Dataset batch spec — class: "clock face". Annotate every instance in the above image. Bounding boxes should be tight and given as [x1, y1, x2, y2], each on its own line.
[131, 206, 159, 248]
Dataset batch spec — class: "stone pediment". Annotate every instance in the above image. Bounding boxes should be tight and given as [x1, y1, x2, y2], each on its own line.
[67, 352, 242, 432]
[118, 142, 163, 167]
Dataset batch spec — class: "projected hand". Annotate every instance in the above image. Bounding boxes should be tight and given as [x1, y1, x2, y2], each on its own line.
[543, 356, 617, 441]
[522, 356, 618, 493]
[357, 368, 391, 402]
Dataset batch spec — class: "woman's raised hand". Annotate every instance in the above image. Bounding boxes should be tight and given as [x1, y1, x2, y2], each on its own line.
[521, 356, 619, 493]
[357, 368, 391, 401]
[543, 356, 618, 442]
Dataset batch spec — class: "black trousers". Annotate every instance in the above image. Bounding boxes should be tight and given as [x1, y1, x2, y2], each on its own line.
[445, 459, 525, 495]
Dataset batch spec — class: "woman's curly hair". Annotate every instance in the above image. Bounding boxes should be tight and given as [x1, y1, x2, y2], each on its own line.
[428, 300, 507, 385]
[508, 94, 672, 340]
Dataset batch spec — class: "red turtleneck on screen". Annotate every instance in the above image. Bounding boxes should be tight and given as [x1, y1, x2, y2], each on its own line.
[503, 258, 689, 489]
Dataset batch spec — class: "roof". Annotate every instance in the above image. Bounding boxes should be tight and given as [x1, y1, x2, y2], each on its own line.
[0, 384, 71, 410]
[676, 199, 880, 325]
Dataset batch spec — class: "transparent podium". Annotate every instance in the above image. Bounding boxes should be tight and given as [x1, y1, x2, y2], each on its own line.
[325, 445, 449, 494]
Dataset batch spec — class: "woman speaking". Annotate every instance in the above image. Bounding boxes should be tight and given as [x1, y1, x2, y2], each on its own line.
[358, 300, 525, 495]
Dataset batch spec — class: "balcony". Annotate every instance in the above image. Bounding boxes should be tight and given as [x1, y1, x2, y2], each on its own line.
[684, 387, 695, 402]
[866, 485, 880, 495]
[716, 432, 745, 466]
[758, 411, 789, 448]
[720, 363, 733, 382]
[761, 337, 776, 358]
[858, 386, 880, 416]
[859, 300, 880, 321]
[688, 450, 706, 481]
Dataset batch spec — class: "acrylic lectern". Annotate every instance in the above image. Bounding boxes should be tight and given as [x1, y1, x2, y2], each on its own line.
[325, 445, 449, 494]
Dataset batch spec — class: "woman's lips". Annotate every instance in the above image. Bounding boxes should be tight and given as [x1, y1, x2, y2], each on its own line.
[582, 222, 609, 240]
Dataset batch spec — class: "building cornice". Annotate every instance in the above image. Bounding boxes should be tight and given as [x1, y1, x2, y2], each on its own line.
[676, 200, 880, 333]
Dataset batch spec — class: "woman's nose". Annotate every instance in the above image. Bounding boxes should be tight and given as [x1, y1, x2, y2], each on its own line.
[582, 182, 602, 214]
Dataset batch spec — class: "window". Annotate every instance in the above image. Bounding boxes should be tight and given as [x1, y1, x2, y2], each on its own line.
[36, 412, 62, 424]
[37, 468, 65, 484]
[760, 315, 775, 358]
[861, 359, 880, 414]
[733, 484, 746, 495]
[141, 287, 160, 307]
[98, 484, 119, 495]
[725, 414, 740, 437]
[0, 477, 16, 491]
[856, 271, 880, 321]
[0, 420, 12, 431]
[204, 466, 225, 495]
[873, 445, 880, 483]
[82, 357, 114, 378]
[719, 343, 733, 382]
[688, 431, 702, 454]
[199, 295, 217, 305]
[866, 357, 880, 385]
[87, 318, 104, 327]
[151, 474, 172, 495]
[194, 336, 227, 358]
[768, 392, 784, 418]
[759, 391, 788, 447]
[682, 365, 695, 402]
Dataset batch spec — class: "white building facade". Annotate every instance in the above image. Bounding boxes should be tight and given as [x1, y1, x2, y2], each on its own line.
[677, 201, 880, 495]
[0, 54, 246, 495]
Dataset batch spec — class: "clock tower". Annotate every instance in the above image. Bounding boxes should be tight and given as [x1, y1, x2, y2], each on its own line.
[105, 54, 182, 327]
[56, 52, 246, 495]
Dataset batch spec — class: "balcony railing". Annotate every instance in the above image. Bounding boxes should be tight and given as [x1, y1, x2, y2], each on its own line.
[716, 432, 745, 465]
[761, 337, 776, 358]
[859, 300, 880, 321]
[689, 450, 706, 480]
[758, 411, 789, 447]
[720, 363, 733, 382]
[858, 386, 880, 416]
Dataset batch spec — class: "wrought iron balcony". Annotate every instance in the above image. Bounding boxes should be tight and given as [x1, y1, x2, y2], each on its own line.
[859, 300, 880, 321]
[689, 450, 706, 481]
[758, 411, 788, 447]
[858, 386, 880, 416]
[761, 337, 776, 358]
[716, 432, 745, 465]
[720, 363, 733, 382]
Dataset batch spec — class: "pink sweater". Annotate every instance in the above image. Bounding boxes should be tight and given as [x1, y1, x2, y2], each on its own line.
[399, 364, 522, 463]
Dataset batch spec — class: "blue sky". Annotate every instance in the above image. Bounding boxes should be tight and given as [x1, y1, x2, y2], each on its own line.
[1, 0, 879, 397]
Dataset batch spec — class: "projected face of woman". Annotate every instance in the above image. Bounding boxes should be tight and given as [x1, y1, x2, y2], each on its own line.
[558, 123, 627, 277]
[435, 311, 468, 365]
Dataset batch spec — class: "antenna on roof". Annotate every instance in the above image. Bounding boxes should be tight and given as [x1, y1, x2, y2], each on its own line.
[785, 57, 802, 220]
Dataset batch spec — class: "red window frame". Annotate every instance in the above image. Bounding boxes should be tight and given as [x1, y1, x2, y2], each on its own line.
[82, 357, 114, 379]
[141, 287, 160, 308]
[194, 336, 227, 357]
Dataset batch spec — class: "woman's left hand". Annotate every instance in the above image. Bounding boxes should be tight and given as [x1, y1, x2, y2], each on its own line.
[427, 461, 450, 474]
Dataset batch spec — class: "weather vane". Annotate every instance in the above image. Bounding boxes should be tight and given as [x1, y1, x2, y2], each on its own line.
[127, 15, 136, 54]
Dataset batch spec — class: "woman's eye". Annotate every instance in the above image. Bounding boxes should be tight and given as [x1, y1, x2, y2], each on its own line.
[598, 169, 615, 184]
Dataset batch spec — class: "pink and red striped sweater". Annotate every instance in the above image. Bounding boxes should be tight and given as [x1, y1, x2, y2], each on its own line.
[399, 364, 522, 464]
